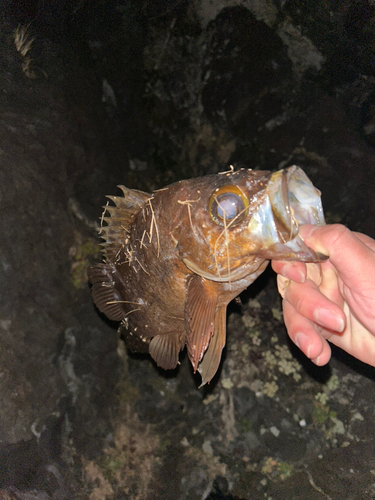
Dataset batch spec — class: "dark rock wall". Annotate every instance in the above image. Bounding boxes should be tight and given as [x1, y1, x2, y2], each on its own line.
[0, 1, 375, 499]
[0, 22, 120, 496]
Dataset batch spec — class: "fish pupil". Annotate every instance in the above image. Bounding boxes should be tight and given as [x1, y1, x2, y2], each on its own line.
[208, 184, 249, 226]
[214, 193, 244, 222]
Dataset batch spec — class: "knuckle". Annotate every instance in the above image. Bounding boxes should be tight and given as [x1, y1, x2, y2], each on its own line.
[325, 223, 349, 247]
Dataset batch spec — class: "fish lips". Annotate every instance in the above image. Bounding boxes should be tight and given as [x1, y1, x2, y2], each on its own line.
[246, 165, 327, 262]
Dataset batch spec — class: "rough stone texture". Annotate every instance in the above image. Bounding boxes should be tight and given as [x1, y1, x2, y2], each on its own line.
[1, 1, 375, 499]
[0, 19, 121, 495]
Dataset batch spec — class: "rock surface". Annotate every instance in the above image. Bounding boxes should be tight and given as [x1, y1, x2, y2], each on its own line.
[1, 1, 375, 499]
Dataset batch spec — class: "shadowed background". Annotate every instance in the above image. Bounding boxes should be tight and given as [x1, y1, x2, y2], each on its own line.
[1, 1, 375, 498]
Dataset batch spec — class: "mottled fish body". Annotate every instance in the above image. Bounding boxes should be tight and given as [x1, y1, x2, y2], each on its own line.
[88, 166, 325, 385]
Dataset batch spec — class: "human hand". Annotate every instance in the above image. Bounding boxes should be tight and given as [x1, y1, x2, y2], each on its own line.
[272, 224, 375, 366]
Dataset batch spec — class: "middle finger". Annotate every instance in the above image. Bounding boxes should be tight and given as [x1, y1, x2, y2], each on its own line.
[283, 278, 346, 332]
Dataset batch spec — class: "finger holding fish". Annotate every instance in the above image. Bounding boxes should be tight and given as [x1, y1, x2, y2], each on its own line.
[272, 260, 307, 283]
[276, 254, 347, 366]
[280, 274, 346, 333]
[282, 298, 333, 365]
[281, 277, 375, 369]
[274, 223, 375, 369]
[277, 258, 346, 332]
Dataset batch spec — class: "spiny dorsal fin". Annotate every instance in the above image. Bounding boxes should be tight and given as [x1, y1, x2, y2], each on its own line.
[100, 185, 151, 263]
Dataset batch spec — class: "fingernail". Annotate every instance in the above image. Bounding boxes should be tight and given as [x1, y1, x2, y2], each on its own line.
[314, 309, 345, 332]
[315, 355, 321, 366]
[295, 332, 311, 358]
[281, 265, 305, 283]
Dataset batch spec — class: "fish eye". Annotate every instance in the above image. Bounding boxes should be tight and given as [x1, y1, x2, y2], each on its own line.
[209, 185, 249, 226]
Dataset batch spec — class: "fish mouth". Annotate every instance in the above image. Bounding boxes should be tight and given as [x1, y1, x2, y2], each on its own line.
[247, 165, 327, 262]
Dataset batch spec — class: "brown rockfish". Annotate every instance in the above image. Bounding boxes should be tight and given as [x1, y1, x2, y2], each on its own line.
[88, 166, 325, 386]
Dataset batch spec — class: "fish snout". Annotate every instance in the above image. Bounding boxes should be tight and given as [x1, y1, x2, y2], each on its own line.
[247, 166, 327, 262]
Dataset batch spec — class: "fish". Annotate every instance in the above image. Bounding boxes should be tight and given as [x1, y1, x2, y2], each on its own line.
[88, 165, 325, 386]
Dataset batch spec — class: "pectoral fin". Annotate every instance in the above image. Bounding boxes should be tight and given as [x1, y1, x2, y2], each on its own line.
[198, 305, 227, 386]
[185, 275, 218, 372]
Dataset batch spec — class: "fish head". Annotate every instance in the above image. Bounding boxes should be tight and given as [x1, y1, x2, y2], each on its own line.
[178, 166, 326, 282]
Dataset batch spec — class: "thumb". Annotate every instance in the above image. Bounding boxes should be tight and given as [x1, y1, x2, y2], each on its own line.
[299, 224, 375, 290]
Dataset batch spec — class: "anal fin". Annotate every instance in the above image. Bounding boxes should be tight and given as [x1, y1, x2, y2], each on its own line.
[149, 333, 185, 370]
